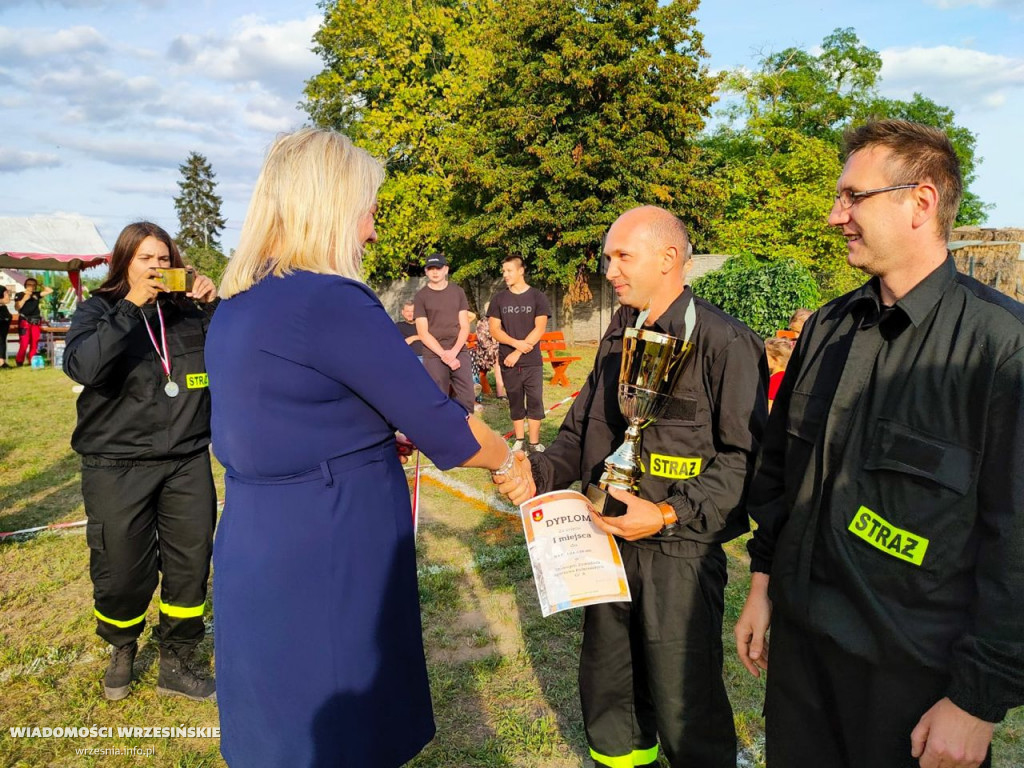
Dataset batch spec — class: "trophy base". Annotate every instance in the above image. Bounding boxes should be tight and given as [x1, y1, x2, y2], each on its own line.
[585, 484, 627, 518]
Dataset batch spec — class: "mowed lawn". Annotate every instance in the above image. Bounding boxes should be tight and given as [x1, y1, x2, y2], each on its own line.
[2, 352, 1021, 768]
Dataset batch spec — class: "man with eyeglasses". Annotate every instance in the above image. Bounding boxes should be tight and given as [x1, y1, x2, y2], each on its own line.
[734, 119, 1024, 768]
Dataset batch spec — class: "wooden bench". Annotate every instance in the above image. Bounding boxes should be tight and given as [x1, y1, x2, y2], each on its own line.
[540, 330, 581, 386]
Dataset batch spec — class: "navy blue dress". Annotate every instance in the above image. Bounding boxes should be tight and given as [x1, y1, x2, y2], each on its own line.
[206, 272, 479, 767]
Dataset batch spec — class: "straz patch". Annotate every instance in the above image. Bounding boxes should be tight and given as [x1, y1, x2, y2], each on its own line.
[649, 454, 702, 480]
[186, 373, 209, 390]
[848, 506, 929, 566]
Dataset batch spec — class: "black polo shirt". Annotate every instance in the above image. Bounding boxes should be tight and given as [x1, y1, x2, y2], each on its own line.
[532, 286, 768, 553]
[747, 253, 1024, 722]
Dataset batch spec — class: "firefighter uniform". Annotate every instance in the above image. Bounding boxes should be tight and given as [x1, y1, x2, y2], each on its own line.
[746, 256, 1024, 766]
[531, 287, 768, 767]
[64, 294, 217, 652]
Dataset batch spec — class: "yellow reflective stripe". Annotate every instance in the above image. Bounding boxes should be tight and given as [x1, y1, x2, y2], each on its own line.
[94, 608, 147, 628]
[649, 453, 702, 479]
[848, 506, 930, 566]
[589, 745, 659, 768]
[159, 601, 205, 619]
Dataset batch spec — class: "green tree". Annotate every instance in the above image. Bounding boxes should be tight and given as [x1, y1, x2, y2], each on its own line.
[304, 0, 490, 279]
[705, 27, 988, 299]
[692, 257, 821, 338]
[448, 0, 722, 291]
[173, 152, 227, 252]
[182, 246, 229, 287]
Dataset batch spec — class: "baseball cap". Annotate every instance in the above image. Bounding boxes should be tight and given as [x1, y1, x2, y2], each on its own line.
[424, 253, 447, 269]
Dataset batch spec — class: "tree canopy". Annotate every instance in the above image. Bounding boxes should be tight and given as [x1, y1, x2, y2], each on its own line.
[304, 14, 988, 305]
[702, 27, 988, 300]
[173, 152, 227, 253]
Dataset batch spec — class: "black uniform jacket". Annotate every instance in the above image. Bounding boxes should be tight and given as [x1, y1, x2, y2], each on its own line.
[532, 287, 768, 556]
[747, 254, 1024, 722]
[64, 294, 216, 459]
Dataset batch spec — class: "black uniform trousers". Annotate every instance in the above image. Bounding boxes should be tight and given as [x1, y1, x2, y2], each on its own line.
[580, 543, 736, 768]
[82, 450, 216, 652]
[423, 349, 475, 413]
[764, 609, 992, 768]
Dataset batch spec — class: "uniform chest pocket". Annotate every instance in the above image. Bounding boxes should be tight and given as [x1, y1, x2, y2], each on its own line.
[864, 418, 977, 495]
[169, 331, 205, 356]
[785, 390, 829, 444]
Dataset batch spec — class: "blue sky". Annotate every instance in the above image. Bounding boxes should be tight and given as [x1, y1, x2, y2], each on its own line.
[0, 0, 1021, 256]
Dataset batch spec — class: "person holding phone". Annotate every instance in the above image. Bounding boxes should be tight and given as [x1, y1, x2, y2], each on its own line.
[14, 276, 53, 365]
[63, 221, 220, 702]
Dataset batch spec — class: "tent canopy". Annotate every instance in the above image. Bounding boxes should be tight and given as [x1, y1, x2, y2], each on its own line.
[0, 215, 109, 272]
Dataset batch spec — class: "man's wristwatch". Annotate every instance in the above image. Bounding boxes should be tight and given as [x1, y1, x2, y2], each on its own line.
[656, 501, 678, 535]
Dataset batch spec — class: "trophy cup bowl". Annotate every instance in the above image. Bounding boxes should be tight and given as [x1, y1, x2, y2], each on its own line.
[585, 327, 693, 517]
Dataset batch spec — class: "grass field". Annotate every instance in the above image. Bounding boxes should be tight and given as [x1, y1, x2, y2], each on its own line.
[1, 355, 1021, 767]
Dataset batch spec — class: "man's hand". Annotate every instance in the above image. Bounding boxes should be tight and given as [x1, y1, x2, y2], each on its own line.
[187, 274, 217, 303]
[448, 356, 462, 371]
[589, 487, 664, 541]
[734, 572, 772, 678]
[440, 349, 455, 366]
[503, 350, 522, 367]
[492, 451, 535, 506]
[910, 698, 994, 768]
[514, 340, 532, 354]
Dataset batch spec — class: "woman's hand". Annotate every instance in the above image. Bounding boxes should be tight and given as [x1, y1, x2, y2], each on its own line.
[125, 268, 166, 307]
[187, 274, 217, 303]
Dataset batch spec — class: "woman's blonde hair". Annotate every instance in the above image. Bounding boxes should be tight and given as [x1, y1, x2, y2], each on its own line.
[219, 128, 385, 298]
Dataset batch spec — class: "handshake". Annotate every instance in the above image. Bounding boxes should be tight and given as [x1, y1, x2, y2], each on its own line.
[393, 432, 536, 507]
[490, 449, 536, 506]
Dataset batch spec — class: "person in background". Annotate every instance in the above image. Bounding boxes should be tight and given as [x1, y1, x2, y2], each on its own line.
[735, 120, 1024, 768]
[206, 127, 533, 768]
[0, 285, 12, 369]
[396, 300, 425, 362]
[487, 255, 551, 453]
[787, 307, 812, 337]
[63, 221, 219, 702]
[413, 253, 476, 412]
[14, 277, 52, 365]
[470, 308, 506, 400]
[764, 337, 793, 412]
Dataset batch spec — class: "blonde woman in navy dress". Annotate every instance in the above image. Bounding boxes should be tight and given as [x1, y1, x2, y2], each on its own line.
[206, 128, 534, 768]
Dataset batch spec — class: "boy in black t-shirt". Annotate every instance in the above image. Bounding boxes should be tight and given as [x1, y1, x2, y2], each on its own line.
[487, 256, 551, 452]
[413, 253, 475, 412]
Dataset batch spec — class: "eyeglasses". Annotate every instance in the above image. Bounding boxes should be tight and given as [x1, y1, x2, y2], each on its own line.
[834, 183, 919, 209]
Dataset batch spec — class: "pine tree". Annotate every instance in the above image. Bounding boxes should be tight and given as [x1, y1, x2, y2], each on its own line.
[173, 152, 227, 252]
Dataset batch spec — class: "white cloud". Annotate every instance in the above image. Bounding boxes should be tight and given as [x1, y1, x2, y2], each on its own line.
[880, 45, 1024, 111]
[0, 24, 107, 62]
[44, 135, 183, 170]
[167, 14, 321, 98]
[0, 0, 164, 8]
[0, 147, 60, 172]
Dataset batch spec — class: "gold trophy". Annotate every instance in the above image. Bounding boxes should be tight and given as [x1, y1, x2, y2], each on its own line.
[586, 326, 694, 517]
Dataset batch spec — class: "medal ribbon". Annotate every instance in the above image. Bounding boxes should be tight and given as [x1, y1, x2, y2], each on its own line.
[141, 304, 172, 381]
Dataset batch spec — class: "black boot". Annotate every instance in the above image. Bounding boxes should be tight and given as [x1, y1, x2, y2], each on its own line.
[157, 647, 216, 701]
[103, 641, 137, 701]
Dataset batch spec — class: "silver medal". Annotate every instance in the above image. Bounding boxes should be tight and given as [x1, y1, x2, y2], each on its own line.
[164, 380, 180, 398]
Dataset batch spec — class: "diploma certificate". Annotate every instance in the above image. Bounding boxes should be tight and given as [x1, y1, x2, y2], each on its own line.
[519, 490, 631, 617]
